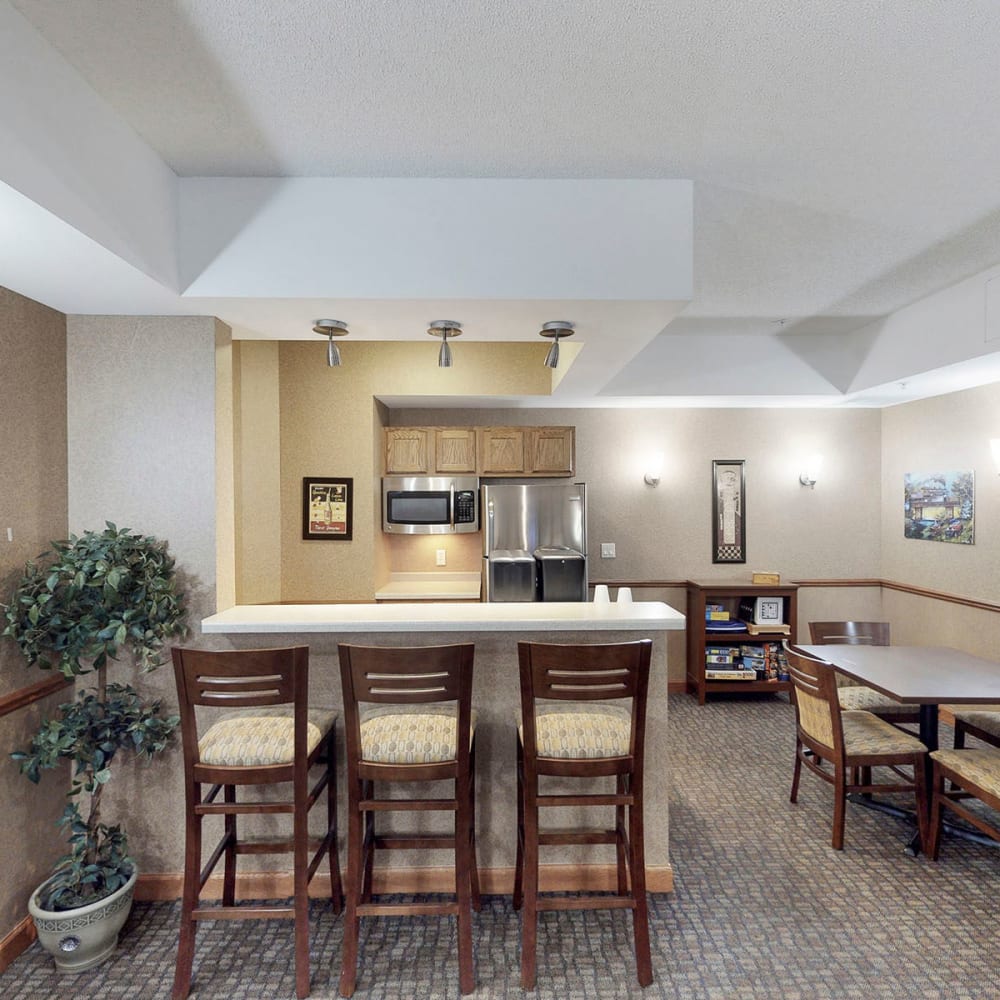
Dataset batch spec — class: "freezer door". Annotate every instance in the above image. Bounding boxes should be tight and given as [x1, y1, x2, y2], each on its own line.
[533, 547, 587, 602]
[486, 550, 537, 602]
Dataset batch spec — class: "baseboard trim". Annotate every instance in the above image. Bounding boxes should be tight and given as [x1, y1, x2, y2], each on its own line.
[0, 915, 36, 974]
[136, 863, 673, 902]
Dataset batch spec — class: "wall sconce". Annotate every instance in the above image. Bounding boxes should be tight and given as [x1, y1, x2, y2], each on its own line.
[313, 319, 349, 366]
[428, 320, 462, 367]
[644, 451, 664, 487]
[540, 321, 575, 368]
[990, 438, 1000, 474]
[799, 454, 823, 488]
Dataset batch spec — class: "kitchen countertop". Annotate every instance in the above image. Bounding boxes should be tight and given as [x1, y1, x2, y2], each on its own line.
[202, 600, 685, 634]
[374, 571, 482, 601]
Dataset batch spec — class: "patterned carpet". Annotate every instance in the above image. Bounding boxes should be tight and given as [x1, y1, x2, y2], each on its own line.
[4, 693, 999, 999]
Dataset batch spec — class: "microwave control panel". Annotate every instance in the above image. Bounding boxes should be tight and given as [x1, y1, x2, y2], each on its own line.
[454, 490, 477, 524]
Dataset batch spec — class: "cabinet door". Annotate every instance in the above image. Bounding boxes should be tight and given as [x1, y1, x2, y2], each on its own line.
[384, 428, 432, 475]
[478, 427, 526, 474]
[526, 426, 575, 476]
[434, 428, 477, 474]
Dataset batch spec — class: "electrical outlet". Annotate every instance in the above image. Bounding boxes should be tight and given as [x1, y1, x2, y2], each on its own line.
[436, 548, 447, 566]
[5, 527, 12, 542]
[600, 542, 616, 559]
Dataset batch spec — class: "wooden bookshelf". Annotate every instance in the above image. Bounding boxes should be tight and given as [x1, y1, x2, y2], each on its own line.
[685, 580, 799, 705]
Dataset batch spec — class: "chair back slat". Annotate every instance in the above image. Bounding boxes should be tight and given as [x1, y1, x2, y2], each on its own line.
[518, 640, 653, 762]
[171, 645, 310, 771]
[784, 644, 842, 753]
[337, 643, 475, 772]
[808, 621, 890, 646]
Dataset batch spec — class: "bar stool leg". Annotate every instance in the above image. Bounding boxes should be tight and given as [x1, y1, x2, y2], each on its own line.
[339, 778, 363, 998]
[172, 788, 202, 1000]
[512, 737, 525, 911]
[615, 774, 628, 895]
[294, 769, 310, 999]
[455, 772, 475, 995]
[361, 780, 375, 904]
[468, 743, 481, 912]
[223, 785, 237, 906]
[628, 780, 653, 987]
[327, 736, 344, 914]
[520, 779, 540, 990]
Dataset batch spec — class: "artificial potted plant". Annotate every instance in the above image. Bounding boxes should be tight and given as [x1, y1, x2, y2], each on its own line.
[2, 523, 187, 972]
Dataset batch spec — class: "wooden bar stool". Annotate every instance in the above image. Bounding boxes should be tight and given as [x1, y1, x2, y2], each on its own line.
[514, 639, 654, 990]
[337, 642, 479, 997]
[170, 645, 342, 1000]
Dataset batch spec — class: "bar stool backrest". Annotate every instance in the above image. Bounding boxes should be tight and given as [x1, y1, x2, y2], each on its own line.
[172, 645, 310, 768]
[338, 643, 475, 772]
[518, 639, 653, 768]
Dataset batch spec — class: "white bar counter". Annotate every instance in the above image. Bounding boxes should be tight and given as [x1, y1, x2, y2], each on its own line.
[200, 600, 684, 895]
[203, 600, 684, 633]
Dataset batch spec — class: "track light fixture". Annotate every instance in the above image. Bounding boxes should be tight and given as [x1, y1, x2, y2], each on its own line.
[539, 321, 575, 368]
[312, 319, 349, 367]
[428, 320, 462, 367]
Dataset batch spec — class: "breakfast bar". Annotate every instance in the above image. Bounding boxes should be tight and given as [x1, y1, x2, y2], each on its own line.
[202, 600, 685, 892]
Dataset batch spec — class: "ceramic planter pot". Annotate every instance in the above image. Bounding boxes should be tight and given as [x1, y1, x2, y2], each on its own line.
[28, 867, 138, 973]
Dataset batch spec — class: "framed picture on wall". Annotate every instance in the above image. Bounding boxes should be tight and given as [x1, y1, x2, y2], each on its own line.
[712, 460, 745, 563]
[302, 477, 353, 540]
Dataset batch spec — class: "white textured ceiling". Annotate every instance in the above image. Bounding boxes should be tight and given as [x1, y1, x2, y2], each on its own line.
[7, 0, 1000, 407]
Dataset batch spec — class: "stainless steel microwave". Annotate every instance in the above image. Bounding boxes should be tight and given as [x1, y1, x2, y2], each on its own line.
[382, 476, 480, 534]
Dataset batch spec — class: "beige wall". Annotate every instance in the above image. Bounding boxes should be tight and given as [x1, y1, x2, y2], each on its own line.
[880, 381, 1000, 652]
[65, 314, 221, 877]
[275, 341, 550, 601]
[395, 406, 884, 583]
[233, 340, 282, 603]
[0, 288, 69, 943]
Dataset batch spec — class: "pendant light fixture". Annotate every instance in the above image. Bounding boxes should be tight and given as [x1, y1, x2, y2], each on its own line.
[313, 319, 349, 367]
[428, 320, 462, 367]
[539, 321, 575, 368]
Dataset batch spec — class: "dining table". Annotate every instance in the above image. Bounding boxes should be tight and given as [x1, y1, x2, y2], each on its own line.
[797, 643, 1000, 852]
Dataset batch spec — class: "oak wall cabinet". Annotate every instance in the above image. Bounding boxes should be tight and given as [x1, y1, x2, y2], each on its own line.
[384, 426, 575, 478]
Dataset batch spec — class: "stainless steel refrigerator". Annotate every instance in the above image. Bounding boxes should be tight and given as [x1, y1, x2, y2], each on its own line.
[481, 482, 587, 602]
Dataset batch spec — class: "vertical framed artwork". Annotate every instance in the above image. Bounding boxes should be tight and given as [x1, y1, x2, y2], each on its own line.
[712, 460, 746, 563]
[302, 477, 353, 540]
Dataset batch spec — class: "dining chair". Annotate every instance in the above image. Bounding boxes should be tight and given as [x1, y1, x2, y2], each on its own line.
[807, 621, 921, 725]
[926, 746, 1000, 857]
[785, 643, 929, 850]
[337, 642, 479, 997]
[170, 645, 342, 1000]
[514, 638, 653, 990]
[938, 704, 1000, 749]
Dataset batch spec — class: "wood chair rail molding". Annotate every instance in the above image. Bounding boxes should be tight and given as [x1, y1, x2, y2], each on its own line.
[587, 579, 1000, 616]
[0, 674, 71, 720]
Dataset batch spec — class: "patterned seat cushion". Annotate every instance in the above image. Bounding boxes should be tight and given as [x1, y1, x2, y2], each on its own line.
[838, 686, 918, 715]
[940, 705, 1000, 739]
[359, 705, 477, 764]
[931, 748, 1000, 798]
[841, 711, 926, 756]
[199, 707, 337, 767]
[519, 703, 633, 759]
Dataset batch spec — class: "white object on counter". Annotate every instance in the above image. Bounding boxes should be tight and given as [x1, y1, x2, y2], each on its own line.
[593, 584, 610, 603]
[202, 600, 685, 634]
[617, 587, 633, 604]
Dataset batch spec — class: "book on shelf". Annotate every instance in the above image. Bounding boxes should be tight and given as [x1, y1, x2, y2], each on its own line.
[706, 653, 736, 665]
[705, 619, 746, 632]
[705, 610, 731, 621]
[705, 668, 757, 680]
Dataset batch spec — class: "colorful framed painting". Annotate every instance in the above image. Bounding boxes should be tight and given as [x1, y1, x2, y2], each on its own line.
[302, 477, 353, 540]
[712, 459, 746, 563]
[903, 470, 974, 544]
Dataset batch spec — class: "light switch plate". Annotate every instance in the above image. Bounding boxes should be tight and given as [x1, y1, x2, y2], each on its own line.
[436, 549, 447, 566]
[600, 542, 616, 558]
